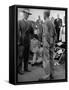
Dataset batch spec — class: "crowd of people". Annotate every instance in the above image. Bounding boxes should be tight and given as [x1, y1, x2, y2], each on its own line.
[17, 8, 66, 80]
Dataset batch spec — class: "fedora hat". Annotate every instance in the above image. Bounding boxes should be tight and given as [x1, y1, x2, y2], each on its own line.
[22, 8, 32, 15]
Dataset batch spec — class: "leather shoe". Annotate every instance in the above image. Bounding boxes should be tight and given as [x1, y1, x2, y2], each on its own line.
[18, 70, 24, 75]
[24, 70, 31, 72]
[50, 74, 54, 80]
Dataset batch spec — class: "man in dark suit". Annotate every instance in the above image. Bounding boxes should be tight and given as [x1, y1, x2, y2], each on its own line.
[18, 9, 34, 74]
[54, 14, 62, 42]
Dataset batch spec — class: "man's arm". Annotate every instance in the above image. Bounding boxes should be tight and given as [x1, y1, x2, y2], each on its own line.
[23, 24, 34, 46]
[18, 21, 22, 45]
[53, 26, 57, 43]
[60, 19, 62, 26]
[54, 19, 57, 28]
[42, 23, 50, 46]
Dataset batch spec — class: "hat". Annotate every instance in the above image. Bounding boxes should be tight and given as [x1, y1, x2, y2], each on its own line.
[22, 8, 32, 15]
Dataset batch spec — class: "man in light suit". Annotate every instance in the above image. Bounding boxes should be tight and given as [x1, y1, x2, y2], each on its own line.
[39, 10, 57, 80]
[54, 14, 62, 42]
[18, 9, 34, 74]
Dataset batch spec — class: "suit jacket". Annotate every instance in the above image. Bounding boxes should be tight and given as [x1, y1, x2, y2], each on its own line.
[18, 19, 34, 47]
[54, 18, 62, 29]
[43, 19, 56, 47]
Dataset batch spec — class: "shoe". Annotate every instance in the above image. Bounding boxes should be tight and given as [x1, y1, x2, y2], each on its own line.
[24, 70, 31, 72]
[31, 63, 37, 66]
[18, 70, 24, 75]
[38, 78, 46, 81]
[38, 75, 50, 81]
[38, 77, 49, 81]
[31, 64, 36, 66]
[50, 74, 54, 80]
[36, 61, 43, 67]
[28, 62, 32, 64]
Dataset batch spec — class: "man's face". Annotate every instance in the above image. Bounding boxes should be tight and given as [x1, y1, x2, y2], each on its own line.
[24, 12, 29, 20]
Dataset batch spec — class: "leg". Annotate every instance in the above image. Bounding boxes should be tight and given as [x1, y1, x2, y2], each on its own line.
[39, 47, 50, 80]
[57, 28, 60, 42]
[17, 45, 24, 74]
[23, 46, 30, 72]
[49, 47, 54, 79]
[32, 53, 37, 64]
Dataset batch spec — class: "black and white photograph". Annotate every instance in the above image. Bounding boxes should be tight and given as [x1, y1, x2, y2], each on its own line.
[0, 0, 69, 89]
[16, 6, 67, 83]
[9, 5, 67, 84]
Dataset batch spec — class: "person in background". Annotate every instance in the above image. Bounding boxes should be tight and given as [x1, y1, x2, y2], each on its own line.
[30, 34, 40, 65]
[36, 16, 43, 42]
[51, 17, 55, 26]
[39, 10, 56, 80]
[59, 16, 65, 43]
[18, 9, 34, 74]
[54, 14, 62, 42]
[36, 16, 43, 24]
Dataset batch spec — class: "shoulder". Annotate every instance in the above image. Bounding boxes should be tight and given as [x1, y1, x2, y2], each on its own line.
[54, 19, 57, 21]
[59, 18, 62, 21]
[18, 19, 25, 24]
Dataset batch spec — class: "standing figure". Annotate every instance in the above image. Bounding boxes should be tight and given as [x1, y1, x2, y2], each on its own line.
[54, 14, 62, 42]
[40, 10, 56, 80]
[36, 16, 43, 25]
[59, 16, 65, 43]
[51, 17, 55, 26]
[36, 16, 43, 42]
[18, 9, 34, 74]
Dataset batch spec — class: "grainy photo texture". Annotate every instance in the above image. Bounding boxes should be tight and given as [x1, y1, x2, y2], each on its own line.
[17, 7, 67, 83]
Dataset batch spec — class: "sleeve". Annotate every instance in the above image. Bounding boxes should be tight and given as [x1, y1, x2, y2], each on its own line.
[29, 25, 34, 35]
[54, 19, 56, 26]
[43, 23, 50, 46]
[18, 21, 22, 44]
[60, 19, 62, 26]
[43, 23, 48, 36]
[59, 27, 62, 41]
[23, 24, 34, 46]
[53, 25, 57, 43]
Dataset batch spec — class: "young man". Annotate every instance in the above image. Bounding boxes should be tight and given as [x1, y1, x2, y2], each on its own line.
[40, 10, 57, 80]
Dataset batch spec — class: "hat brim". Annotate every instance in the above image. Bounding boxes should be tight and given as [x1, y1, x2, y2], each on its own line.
[22, 10, 32, 15]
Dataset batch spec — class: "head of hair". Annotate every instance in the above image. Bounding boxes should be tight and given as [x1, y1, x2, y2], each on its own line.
[44, 10, 50, 18]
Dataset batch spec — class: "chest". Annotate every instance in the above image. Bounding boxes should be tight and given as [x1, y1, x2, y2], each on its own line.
[20, 21, 30, 33]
